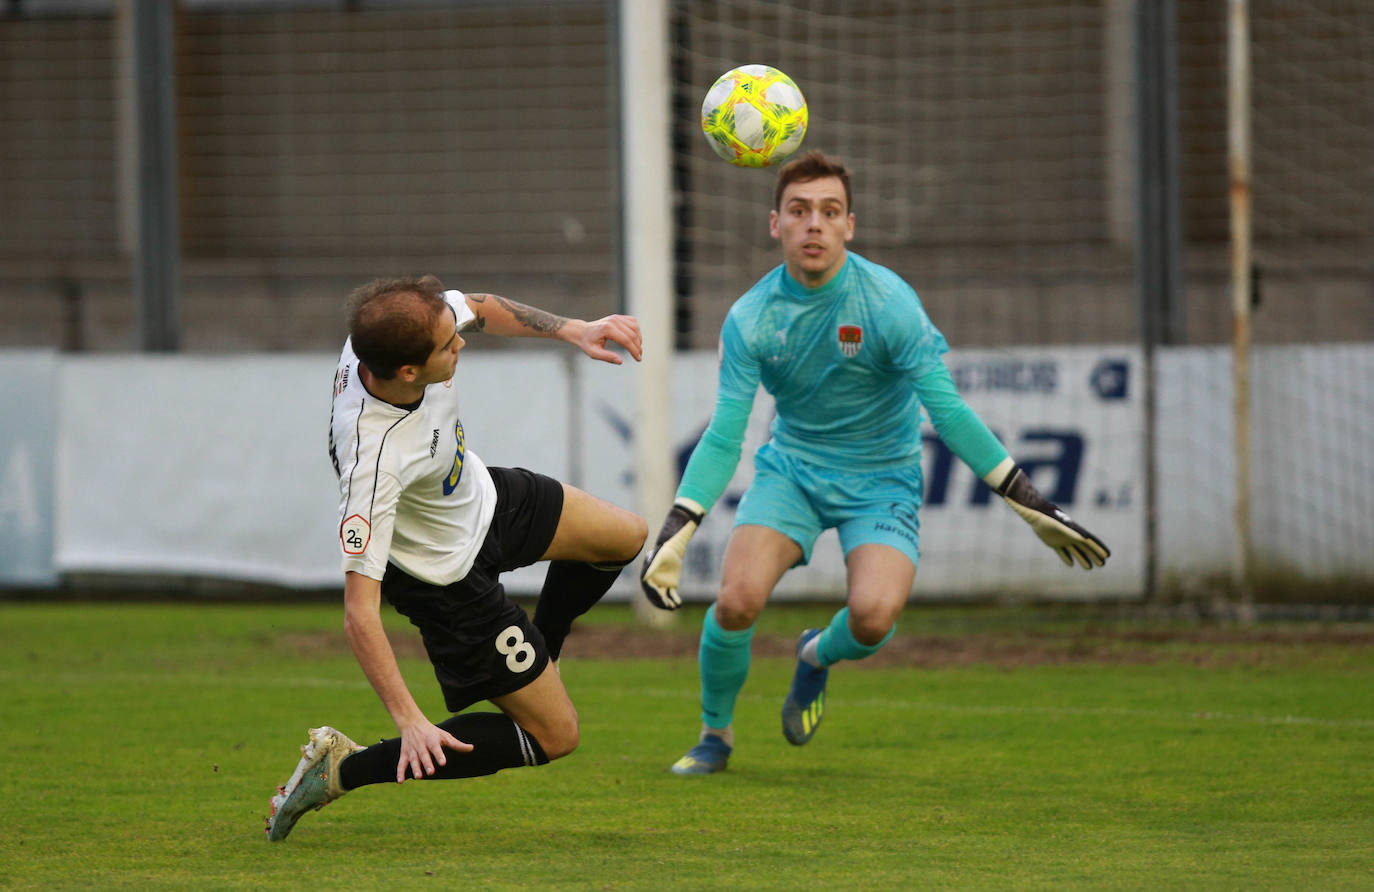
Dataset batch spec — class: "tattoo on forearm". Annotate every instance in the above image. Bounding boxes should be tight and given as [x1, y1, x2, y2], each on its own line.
[492, 294, 566, 334]
[463, 293, 488, 331]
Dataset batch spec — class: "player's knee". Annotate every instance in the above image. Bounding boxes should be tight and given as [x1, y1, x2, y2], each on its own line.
[541, 732, 579, 762]
[621, 513, 648, 560]
[713, 591, 763, 631]
[595, 510, 647, 564]
[529, 707, 580, 761]
[848, 610, 897, 647]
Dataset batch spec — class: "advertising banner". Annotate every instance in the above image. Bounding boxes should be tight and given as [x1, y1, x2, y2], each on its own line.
[0, 351, 58, 585]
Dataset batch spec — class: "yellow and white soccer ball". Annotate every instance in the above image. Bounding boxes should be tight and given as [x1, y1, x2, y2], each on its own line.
[700, 64, 808, 168]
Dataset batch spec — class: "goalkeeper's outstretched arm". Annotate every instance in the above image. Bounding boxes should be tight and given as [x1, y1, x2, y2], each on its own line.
[916, 362, 1109, 570]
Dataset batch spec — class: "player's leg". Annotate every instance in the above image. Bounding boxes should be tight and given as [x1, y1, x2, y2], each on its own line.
[334, 614, 573, 794]
[781, 547, 910, 746]
[707, 524, 802, 724]
[488, 661, 579, 757]
[541, 481, 647, 563]
[671, 523, 800, 775]
[782, 462, 921, 745]
[533, 482, 648, 660]
[339, 548, 574, 788]
[269, 690, 566, 844]
[779, 545, 911, 748]
[269, 588, 562, 842]
[673, 446, 820, 772]
[829, 544, 914, 651]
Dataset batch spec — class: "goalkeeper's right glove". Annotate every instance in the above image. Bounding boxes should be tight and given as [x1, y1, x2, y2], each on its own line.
[986, 458, 1111, 570]
[639, 497, 706, 610]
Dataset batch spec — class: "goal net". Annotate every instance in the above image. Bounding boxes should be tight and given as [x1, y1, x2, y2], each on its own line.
[669, 0, 1374, 601]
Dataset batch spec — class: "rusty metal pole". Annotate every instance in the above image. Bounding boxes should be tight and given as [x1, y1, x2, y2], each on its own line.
[1228, 0, 1254, 618]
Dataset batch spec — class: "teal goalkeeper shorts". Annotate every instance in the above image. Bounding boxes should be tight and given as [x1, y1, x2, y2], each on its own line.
[733, 442, 923, 567]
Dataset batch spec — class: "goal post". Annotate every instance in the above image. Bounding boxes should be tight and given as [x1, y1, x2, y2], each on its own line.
[619, 0, 676, 623]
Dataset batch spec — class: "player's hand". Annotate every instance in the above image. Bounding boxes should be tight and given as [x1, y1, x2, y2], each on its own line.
[640, 497, 706, 610]
[396, 720, 473, 784]
[995, 464, 1110, 569]
[574, 314, 642, 364]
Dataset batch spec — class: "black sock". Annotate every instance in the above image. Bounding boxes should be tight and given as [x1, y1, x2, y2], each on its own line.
[338, 713, 549, 790]
[532, 559, 629, 661]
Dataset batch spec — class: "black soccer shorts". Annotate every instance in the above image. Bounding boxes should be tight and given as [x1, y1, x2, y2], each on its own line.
[381, 466, 565, 712]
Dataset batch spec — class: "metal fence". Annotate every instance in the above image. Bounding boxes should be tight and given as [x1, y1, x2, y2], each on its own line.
[2, 0, 1369, 352]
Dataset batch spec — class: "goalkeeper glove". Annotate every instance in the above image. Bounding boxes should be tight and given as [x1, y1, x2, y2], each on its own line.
[984, 458, 1110, 570]
[639, 497, 706, 610]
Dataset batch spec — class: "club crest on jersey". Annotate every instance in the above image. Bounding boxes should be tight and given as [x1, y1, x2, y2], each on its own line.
[838, 325, 863, 358]
[340, 514, 370, 555]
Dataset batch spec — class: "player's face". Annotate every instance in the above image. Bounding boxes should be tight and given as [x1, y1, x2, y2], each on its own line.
[420, 305, 464, 383]
[769, 176, 855, 289]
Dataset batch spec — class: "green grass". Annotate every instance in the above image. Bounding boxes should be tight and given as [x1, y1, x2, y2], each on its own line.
[3, 602, 1373, 889]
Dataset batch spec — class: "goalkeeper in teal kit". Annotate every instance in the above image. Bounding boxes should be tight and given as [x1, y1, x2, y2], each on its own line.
[640, 151, 1110, 775]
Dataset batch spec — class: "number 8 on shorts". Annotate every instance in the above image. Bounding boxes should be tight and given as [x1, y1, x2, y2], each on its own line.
[495, 625, 536, 673]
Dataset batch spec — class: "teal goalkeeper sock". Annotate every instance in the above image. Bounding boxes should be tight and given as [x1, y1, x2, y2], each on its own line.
[699, 604, 754, 730]
[815, 607, 895, 667]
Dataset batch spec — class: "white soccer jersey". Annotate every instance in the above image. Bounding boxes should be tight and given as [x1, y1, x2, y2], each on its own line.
[329, 290, 497, 585]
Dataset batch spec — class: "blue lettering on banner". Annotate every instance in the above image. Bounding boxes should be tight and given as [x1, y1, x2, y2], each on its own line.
[1090, 358, 1130, 400]
[950, 360, 1058, 394]
[442, 419, 466, 495]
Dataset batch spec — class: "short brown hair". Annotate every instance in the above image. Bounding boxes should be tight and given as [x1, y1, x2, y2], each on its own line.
[773, 150, 852, 211]
[346, 275, 449, 379]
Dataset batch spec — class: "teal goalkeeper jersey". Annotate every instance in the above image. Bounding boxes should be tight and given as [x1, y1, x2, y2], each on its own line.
[677, 252, 1009, 511]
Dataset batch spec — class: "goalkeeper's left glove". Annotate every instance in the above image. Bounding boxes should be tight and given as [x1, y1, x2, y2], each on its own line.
[639, 497, 706, 610]
[984, 458, 1110, 570]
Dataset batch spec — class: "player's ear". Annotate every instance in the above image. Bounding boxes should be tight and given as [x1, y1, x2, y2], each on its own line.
[397, 363, 422, 383]
[768, 209, 781, 239]
[845, 212, 855, 241]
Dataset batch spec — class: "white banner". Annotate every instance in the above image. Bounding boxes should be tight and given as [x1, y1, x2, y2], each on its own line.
[1156, 344, 1374, 579]
[55, 353, 570, 588]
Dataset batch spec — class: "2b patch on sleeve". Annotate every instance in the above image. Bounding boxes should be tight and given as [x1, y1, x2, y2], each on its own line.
[340, 514, 371, 555]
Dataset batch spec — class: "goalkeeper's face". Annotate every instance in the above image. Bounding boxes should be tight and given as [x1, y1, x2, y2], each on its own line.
[769, 176, 855, 289]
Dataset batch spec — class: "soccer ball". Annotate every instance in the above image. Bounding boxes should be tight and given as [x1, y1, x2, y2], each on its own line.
[700, 65, 808, 168]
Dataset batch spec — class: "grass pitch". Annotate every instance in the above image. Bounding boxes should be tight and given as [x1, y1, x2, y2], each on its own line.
[2, 600, 1373, 889]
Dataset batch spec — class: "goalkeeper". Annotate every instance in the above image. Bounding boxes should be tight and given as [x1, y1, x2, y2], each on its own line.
[641, 151, 1109, 775]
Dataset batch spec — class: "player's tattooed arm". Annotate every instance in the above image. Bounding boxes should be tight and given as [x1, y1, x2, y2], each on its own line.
[460, 292, 637, 364]
[461, 294, 489, 332]
[464, 293, 567, 336]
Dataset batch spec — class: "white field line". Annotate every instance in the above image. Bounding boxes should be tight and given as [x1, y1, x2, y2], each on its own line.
[602, 687, 1374, 730]
[0, 670, 371, 690]
[7, 672, 1374, 729]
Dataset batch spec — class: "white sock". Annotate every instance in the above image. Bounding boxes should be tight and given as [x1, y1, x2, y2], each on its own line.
[800, 635, 823, 668]
[702, 723, 734, 748]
